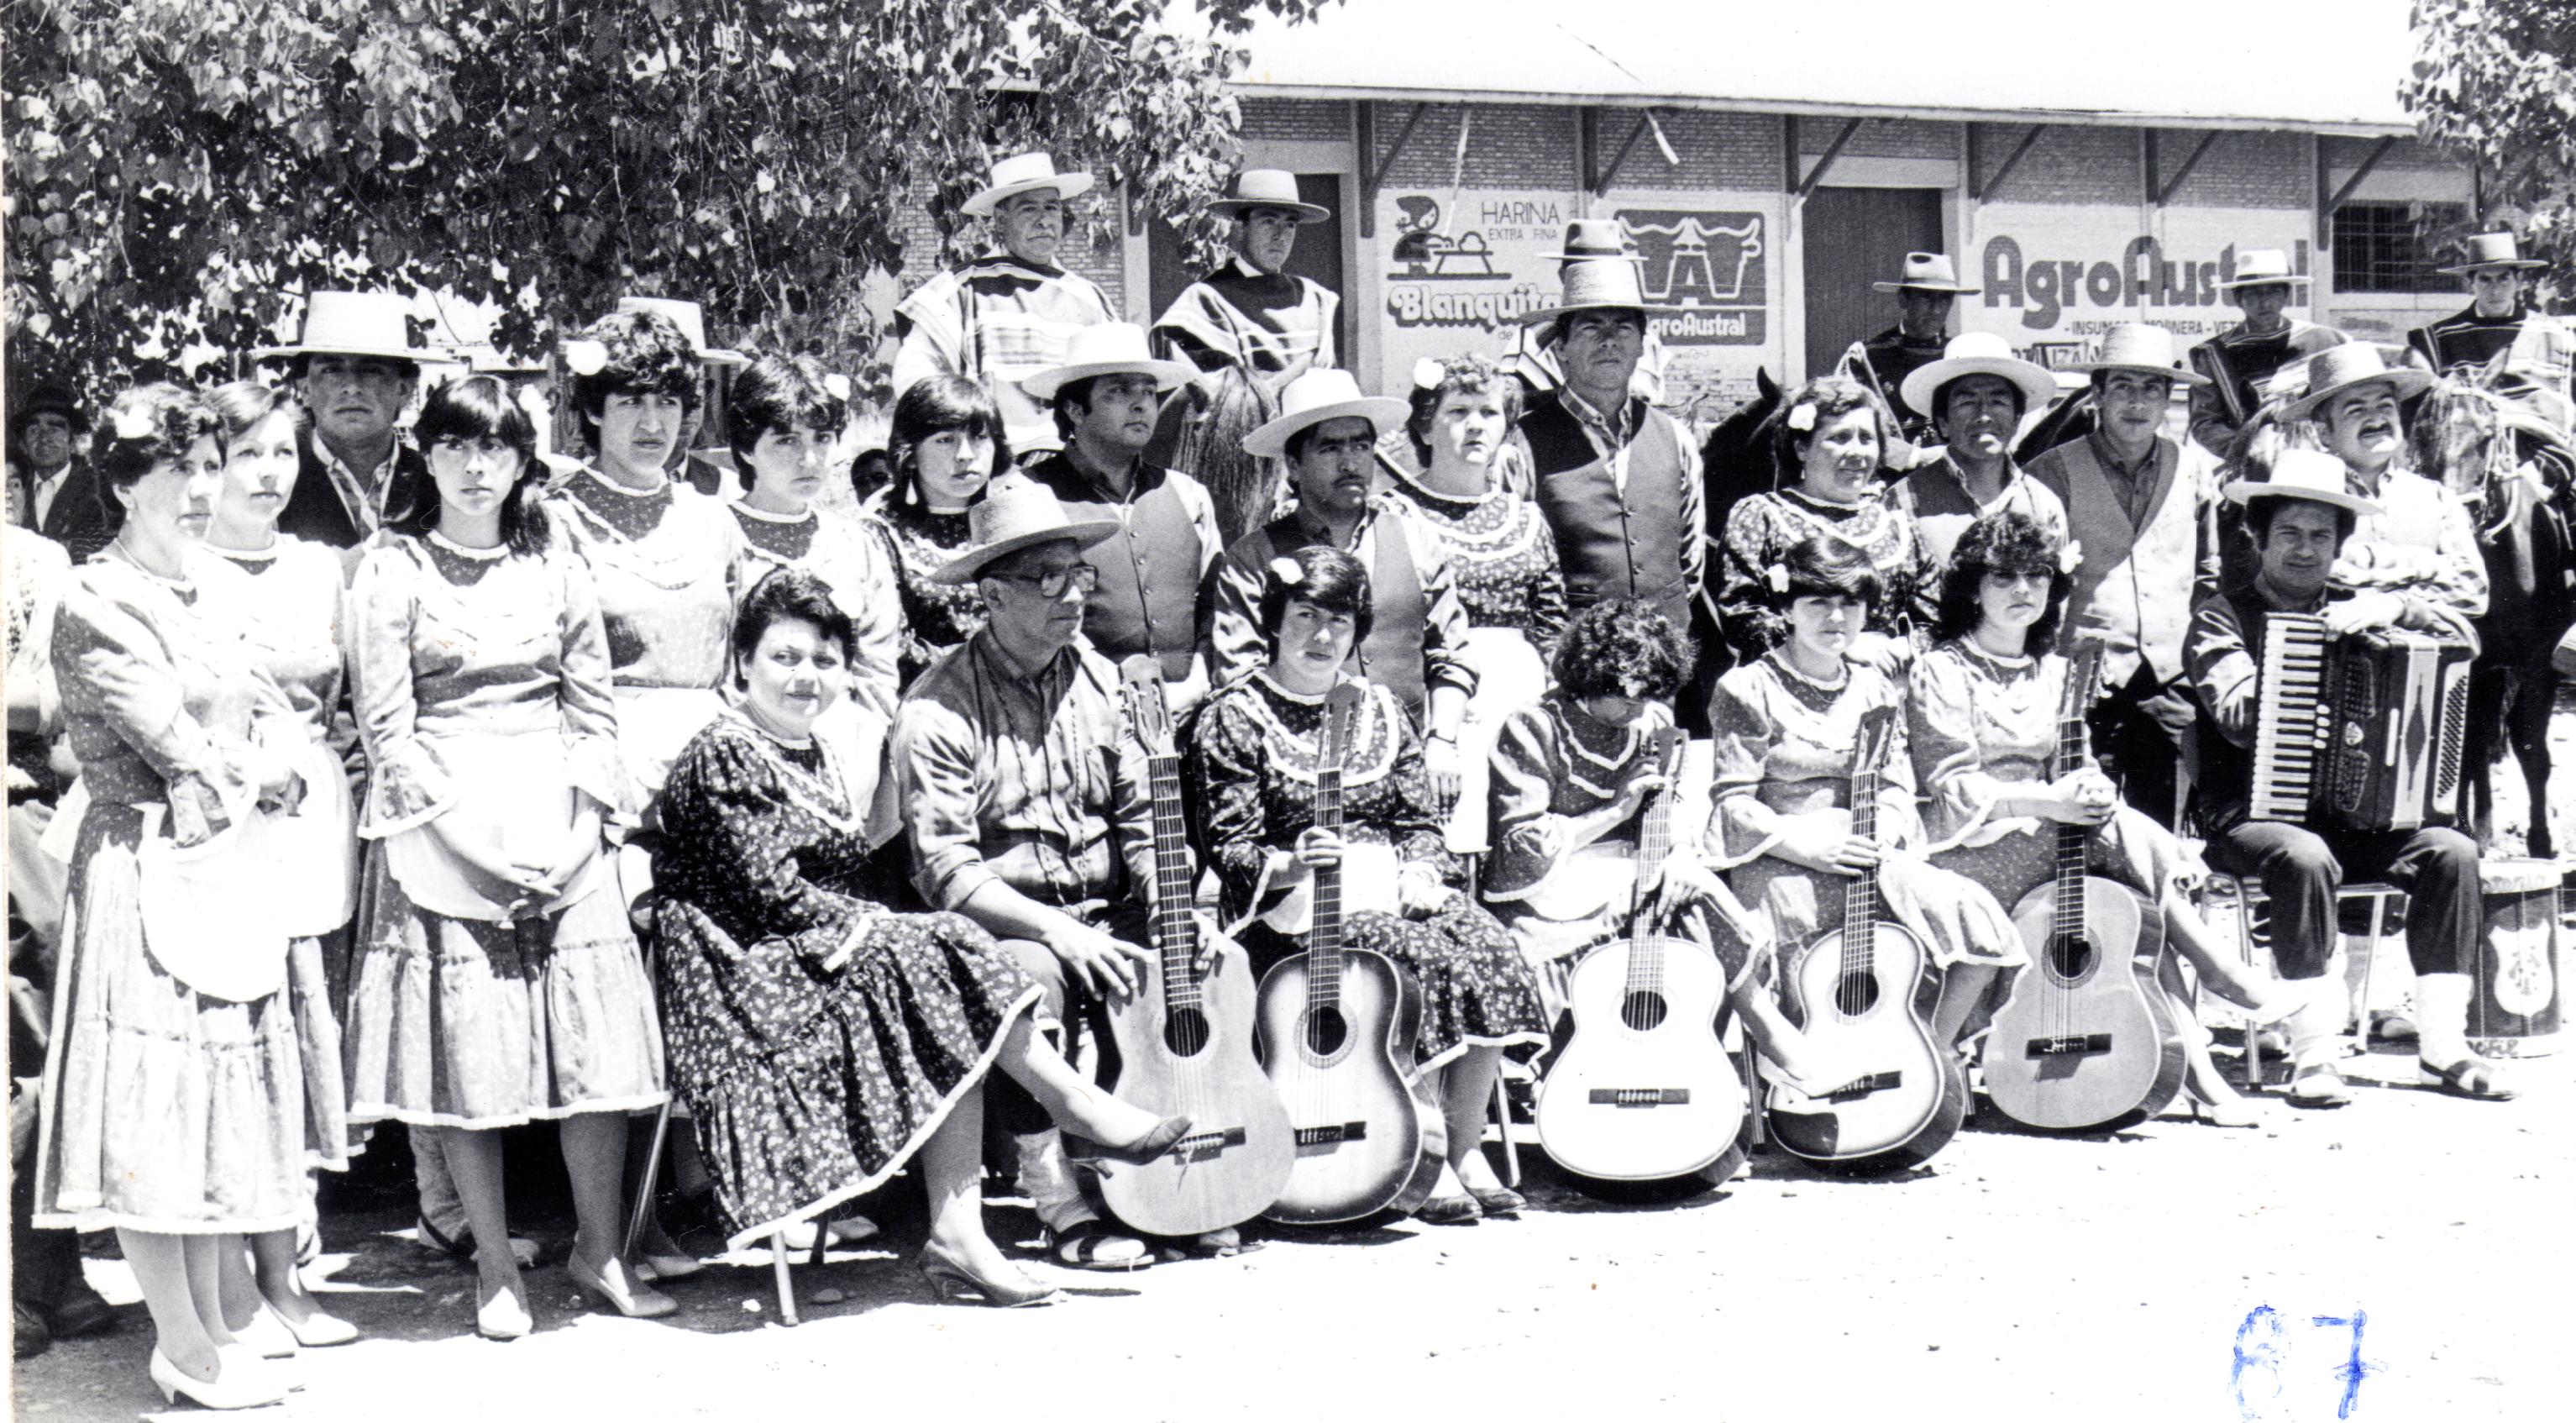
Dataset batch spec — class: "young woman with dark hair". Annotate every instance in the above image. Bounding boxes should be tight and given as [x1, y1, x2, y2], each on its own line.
[864, 373, 1010, 685]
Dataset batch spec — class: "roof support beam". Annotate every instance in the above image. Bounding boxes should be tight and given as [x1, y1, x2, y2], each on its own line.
[1793, 116, 1864, 198]
[1592, 108, 1655, 195]
[2151, 129, 2222, 206]
[1974, 122, 2046, 202]
[1356, 100, 1429, 239]
[2324, 134, 2398, 213]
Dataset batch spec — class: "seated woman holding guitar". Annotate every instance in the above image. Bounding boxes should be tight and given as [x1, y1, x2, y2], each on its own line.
[1908, 512, 2288, 1130]
[1192, 547, 1550, 1225]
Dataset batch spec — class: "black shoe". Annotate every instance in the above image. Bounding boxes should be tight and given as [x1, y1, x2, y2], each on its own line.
[47, 1281, 118, 1339]
[13, 1300, 51, 1359]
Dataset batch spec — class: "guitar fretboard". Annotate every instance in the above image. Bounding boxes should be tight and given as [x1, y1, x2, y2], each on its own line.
[1146, 750, 1201, 1013]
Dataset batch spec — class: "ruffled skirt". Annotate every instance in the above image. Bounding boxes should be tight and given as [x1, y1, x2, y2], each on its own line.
[1726, 851, 2026, 970]
[1930, 805, 2204, 914]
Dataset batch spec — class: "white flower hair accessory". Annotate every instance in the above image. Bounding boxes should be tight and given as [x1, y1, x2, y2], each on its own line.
[561, 339, 609, 376]
[822, 372, 853, 402]
[1268, 555, 1306, 587]
[1764, 564, 1791, 595]
[2059, 539, 2084, 575]
[1786, 402, 1817, 433]
[111, 405, 157, 442]
[1412, 357, 1447, 391]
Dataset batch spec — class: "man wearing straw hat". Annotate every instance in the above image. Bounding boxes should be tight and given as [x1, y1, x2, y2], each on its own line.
[889, 477, 1170, 1269]
[260, 290, 435, 549]
[2185, 449, 2505, 1106]
[2291, 343, 2488, 634]
[1151, 170, 1341, 383]
[2186, 248, 2349, 457]
[2405, 230, 2573, 412]
[893, 153, 1120, 461]
[1892, 331, 2066, 571]
[1021, 323, 1225, 717]
[1860, 251, 1979, 443]
[1503, 220, 1670, 406]
[2028, 323, 2221, 827]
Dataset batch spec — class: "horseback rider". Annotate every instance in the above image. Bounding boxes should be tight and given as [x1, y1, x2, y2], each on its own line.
[2187, 249, 2349, 458]
[2405, 230, 2573, 431]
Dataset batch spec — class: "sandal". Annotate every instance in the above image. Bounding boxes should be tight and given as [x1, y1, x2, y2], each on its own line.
[1153, 1226, 1266, 1262]
[2285, 1062, 2354, 1109]
[1047, 1221, 1154, 1272]
[1414, 1194, 1482, 1226]
[2418, 1057, 2517, 1101]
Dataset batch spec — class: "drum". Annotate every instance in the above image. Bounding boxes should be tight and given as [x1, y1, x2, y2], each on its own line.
[2467, 858, 2564, 1058]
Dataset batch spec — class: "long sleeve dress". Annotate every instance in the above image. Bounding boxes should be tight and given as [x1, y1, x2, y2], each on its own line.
[199, 535, 362, 1170]
[34, 547, 311, 1234]
[1706, 652, 2021, 974]
[1906, 638, 2204, 912]
[649, 709, 1042, 1249]
[1715, 488, 1935, 668]
[1189, 672, 1547, 1069]
[341, 532, 665, 1129]
[861, 486, 988, 690]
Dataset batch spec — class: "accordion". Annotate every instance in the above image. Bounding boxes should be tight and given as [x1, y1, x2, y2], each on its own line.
[2249, 613, 2473, 832]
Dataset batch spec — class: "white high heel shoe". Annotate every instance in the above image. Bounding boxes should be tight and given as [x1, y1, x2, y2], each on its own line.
[150, 1348, 291, 1410]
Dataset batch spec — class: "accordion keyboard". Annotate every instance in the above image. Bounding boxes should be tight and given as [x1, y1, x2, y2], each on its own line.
[2249, 612, 2330, 823]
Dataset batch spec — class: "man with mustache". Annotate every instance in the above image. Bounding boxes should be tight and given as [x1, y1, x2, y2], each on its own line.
[2028, 323, 2221, 828]
[260, 291, 433, 551]
[1020, 324, 1225, 717]
[2295, 344, 2488, 633]
[2405, 230, 2573, 418]
[893, 153, 1119, 462]
[2185, 451, 2503, 1107]
[2186, 249, 2348, 458]
[1892, 332, 2065, 572]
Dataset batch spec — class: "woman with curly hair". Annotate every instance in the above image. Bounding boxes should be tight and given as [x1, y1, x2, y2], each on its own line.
[1908, 509, 2285, 1122]
[1190, 545, 1549, 1224]
[33, 386, 309, 1405]
[1714, 376, 1934, 672]
[863, 374, 1009, 688]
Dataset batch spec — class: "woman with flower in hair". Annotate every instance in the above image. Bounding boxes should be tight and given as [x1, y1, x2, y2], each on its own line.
[34, 385, 309, 1406]
[1908, 509, 2285, 1123]
[1190, 545, 1549, 1224]
[863, 374, 1010, 688]
[1382, 355, 1566, 853]
[1715, 375, 1935, 672]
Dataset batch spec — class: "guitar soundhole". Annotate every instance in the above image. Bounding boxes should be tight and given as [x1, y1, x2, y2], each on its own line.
[1833, 970, 1881, 1018]
[2049, 932, 2095, 982]
[1161, 1007, 1211, 1058]
[1619, 991, 1669, 1032]
[1304, 1006, 1349, 1058]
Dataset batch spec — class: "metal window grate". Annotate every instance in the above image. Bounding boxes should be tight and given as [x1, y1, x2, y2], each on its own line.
[2332, 202, 2469, 293]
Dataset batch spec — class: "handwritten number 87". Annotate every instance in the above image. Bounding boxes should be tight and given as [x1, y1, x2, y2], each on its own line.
[2232, 1306, 2374, 1420]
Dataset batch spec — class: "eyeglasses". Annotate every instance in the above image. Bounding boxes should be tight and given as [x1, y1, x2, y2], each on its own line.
[990, 563, 1099, 597]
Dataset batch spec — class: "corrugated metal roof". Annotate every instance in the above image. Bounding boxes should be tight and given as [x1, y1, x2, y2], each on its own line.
[1228, 0, 2421, 134]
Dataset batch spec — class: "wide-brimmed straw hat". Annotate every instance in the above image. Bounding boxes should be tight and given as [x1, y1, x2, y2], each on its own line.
[254, 291, 432, 364]
[2071, 323, 2210, 386]
[1241, 369, 1410, 459]
[930, 476, 1121, 585]
[1208, 170, 1328, 224]
[2436, 231, 2547, 275]
[2224, 448, 2384, 518]
[1870, 251, 1978, 296]
[2283, 344, 2435, 421]
[2215, 249, 2310, 292]
[963, 153, 1095, 219]
[615, 297, 748, 367]
[1900, 332, 2058, 417]
[1518, 258, 1677, 327]
[1020, 323, 1195, 402]
[1541, 218, 1641, 265]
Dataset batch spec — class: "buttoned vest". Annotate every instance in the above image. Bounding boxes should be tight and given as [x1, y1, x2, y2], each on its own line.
[1030, 456, 1208, 683]
[2034, 436, 2201, 685]
[1522, 397, 1692, 633]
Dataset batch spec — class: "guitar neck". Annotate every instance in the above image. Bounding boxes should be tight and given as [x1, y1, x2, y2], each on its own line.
[1144, 747, 1200, 1011]
[2051, 699, 2088, 933]
[1307, 765, 1345, 1010]
[1624, 766, 1676, 993]
[1844, 764, 1879, 973]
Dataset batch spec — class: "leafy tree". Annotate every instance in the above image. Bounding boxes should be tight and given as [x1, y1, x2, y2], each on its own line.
[3, 0, 1333, 396]
[2405, 0, 2576, 290]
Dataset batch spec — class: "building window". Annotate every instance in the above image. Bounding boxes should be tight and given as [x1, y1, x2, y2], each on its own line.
[2332, 201, 2470, 293]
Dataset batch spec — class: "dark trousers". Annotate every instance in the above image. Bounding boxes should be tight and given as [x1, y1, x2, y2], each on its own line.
[2087, 662, 2193, 831]
[984, 906, 1145, 1137]
[2207, 821, 2481, 982]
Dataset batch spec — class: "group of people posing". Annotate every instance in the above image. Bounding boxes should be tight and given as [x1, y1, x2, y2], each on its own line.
[3, 150, 2567, 1409]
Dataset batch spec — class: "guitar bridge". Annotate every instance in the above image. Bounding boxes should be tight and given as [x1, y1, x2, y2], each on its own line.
[1587, 1089, 1692, 1107]
[2023, 1034, 2113, 1058]
[1175, 1127, 1251, 1163]
[1293, 1121, 1370, 1151]
[1817, 1070, 1901, 1102]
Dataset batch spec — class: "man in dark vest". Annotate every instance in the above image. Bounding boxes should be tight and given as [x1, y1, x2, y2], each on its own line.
[2187, 248, 2349, 457]
[258, 290, 433, 554]
[2406, 230, 2573, 421]
[1860, 251, 1978, 443]
[8, 383, 119, 562]
[1020, 323, 1225, 717]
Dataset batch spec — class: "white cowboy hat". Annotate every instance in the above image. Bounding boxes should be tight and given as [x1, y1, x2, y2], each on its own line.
[254, 291, 433, 363]
[2224, 447, 2384, 518]
[963, 153, 1095, 218]
[2283, 344, 2436, 421]
[2071, 323, 2211, 386]
[2214, 249, 2311, 291]
[2436, 231, 2547, 275]
[1020, 323, 1195, 402]
[1208, 170, 1329, 224]
[1518, 257, 1678, 327]
[1900, 332, 2059, 418]
[1241, 369, 1410, 459]
[1541, 218, 1642, 265]
[615, 297, 748, 367]
[1870, 251, 1978, 296]
[930, 475, 1122, 585]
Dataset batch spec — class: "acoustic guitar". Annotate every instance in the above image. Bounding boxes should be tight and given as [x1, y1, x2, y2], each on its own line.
[1255, 681, 1449, 1225]
[1765, 705, 1969, 1173]
[1535, 725, 1748, 1181]
[1981, 640, 2187, 1131]
[1094, 658, 1297, 1237]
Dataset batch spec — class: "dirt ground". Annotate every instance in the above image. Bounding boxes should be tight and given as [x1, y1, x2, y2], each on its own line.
[13, 694, 2573, 1423]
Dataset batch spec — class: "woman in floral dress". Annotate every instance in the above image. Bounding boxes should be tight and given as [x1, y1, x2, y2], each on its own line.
[864, 374, 1008, 688]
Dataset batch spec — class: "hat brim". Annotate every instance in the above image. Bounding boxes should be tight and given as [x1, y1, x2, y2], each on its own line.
[963, 173, 1096, 218]
[930, 518, 1123, 586]
[1516, 299, 1681, 327]
[252, 342, 432, 364]
[1242, 396, 1412, 459]
[1020, 356, 1197, 402]
[1870, 281, 1978, 295]
[696, 348, 751, 369]
[2284, 366, 2437, 420]
[1209, 197, 1330, 224]
[1543, 249, 1646, 265]
[2222, 480, 2384, 518]
[2215, 273, 2311, 291]
[2070, 359, 2211, 387]
[2433, 258, 2547, 275]
[1899, 355, 2059, 420]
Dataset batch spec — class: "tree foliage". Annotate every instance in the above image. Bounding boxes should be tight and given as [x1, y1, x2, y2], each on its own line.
[3, 0, 1335, 396]
[2405, 0, 2576, 291]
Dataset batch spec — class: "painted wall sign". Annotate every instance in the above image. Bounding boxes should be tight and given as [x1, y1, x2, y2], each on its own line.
[1964, 204, 2317, 357]
[1614, 207, 1769, 347]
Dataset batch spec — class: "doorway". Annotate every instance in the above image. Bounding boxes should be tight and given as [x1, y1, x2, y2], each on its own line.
[1801, 187, 1944, 377]
[1146, 172, 1351, 361]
